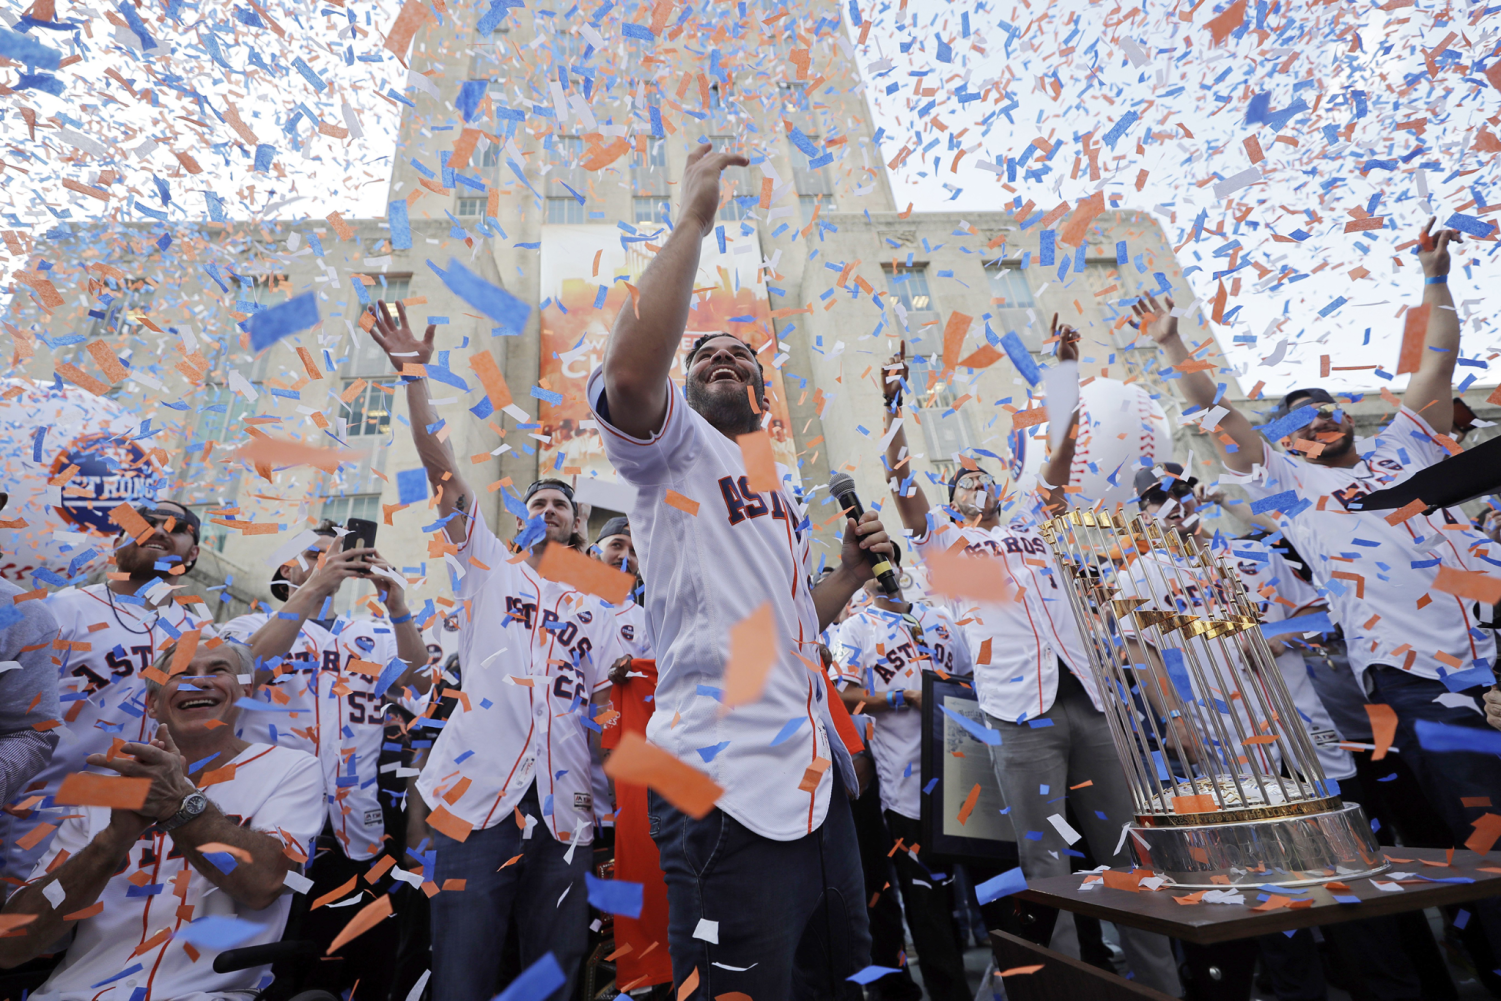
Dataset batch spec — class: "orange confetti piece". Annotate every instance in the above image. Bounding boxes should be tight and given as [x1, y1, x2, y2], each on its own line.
[925, 546, 1012, 603]
[535, 542, 634, 605]
[957, 782, 981, 825]
[999, 965, 1045, 976]
[663, 490, 700, 516]
[1432, 566, 1501, 605]
[425, 804, 474, 843]
[237, 436, 355, 473]
[327, 895, 393, 955]
[468, 350, 513, 410]
[940, 310, 973, 373]
[1366, 704, 1397, 761]
[723, 603, 776, 707]
[1385, 498, 1427, 526]
[1396, 303, 1430, 375]
[55, 773, 150, 810]
[737, 429, 778, 493]
[604, 731, 723, 819]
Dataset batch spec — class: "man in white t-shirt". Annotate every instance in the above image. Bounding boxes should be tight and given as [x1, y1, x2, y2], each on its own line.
[831, 543, 972, 1001]
[1131, 218, 1501, 959]
[592, 144, 895, 999]
[878, 336, 1182, 993]
[0, 640, 324, 1000]
[0, 502, 218, 885]
[366, 299, 624, 1001]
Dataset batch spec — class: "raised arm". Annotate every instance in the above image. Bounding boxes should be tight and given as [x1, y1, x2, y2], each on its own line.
[369, 559, 434, 696]
[1404, 218, 1464, 434]
[602, 142, 749, 439]
[879, 343, 932, 536]
[369, 302, 471, 545]
[1132, 294, 1260, 474]
[1037, 319, 1082, 513]
[248, 546, 376, 670]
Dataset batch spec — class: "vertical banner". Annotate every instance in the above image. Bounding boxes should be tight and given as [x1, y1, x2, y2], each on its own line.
[537, 224, 798, 497]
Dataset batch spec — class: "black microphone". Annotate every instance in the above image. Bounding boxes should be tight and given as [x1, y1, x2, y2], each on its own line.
[828, 472, 899, 596]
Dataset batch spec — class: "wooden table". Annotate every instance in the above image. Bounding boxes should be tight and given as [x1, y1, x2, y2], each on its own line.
[1015, 845, 1501, 945]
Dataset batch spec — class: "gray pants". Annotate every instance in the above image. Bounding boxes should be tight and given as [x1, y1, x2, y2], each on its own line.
[987, 683, 1182, 998]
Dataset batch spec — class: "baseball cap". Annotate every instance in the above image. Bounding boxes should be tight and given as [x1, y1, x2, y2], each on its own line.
[596, 516, 630, 544]
[524, 478, 576, 510]
[1272, 387, 1336, 421]
[1134, 462, 1198, 505]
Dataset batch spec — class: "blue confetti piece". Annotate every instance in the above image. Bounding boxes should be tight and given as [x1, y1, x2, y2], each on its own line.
[975, 867, 1028, 903]
[768, 717, 806, 746]
[1260, 611, 1332, 639]
[1001, 331, 1041, 385]
[389, 199, 412, 250]
[175, 914, 264, 950]
[396, 468, 428, 505]
[1415, 718, 1501, 755]
[1250, 489, 1299, 515]
[1318, 297, 1347, 318]
[0, 27, 61, 69]
[696, 741, 729, 762]
[621, 21, 655, 39]
[649, 105, 664, 138]
[116, 1, 156, 49]
[1160, 649, 1195, 702]
[716, 224, 727, 254]
[495, 953, 566, 1001]
[253, 143, 276, 173]
[248, 293, 320, 353]
[1445, 212, 1497, 239]
[847, 966, 904, 985]
[433, 258, 531, 335]
[1255, 405, 1317, 442]
[584, 873, 643, 918]
[457, 79, 487, 121]
[234, 697, 296, 712]
[938, 704, 1001, 745]
[14, 70, 61, 94]
[291, 56, 326, 92]
[1102, 109, 1138, 148]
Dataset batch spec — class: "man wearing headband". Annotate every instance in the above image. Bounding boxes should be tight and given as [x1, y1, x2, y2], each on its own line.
[367, 301, 625, 1000]
[875, 332, 1181, 993]
[0, 500, 218, 883]
[590, 143, 898, 998]
[1132, 218, 1501, 968]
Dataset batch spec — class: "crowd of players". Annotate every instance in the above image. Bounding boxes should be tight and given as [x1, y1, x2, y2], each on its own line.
[0, 144, 1490, 1001]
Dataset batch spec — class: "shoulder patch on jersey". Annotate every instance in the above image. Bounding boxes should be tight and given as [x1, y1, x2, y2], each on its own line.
[354, 636, 375, 653]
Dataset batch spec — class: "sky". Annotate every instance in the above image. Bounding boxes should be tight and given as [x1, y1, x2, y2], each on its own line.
[2, 0, 1498, 400]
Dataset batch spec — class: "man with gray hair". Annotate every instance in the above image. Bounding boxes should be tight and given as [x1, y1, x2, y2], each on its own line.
[0, 639, 324, 998]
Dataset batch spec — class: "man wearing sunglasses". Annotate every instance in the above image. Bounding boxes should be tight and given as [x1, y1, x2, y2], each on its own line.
[0, 501, 218, 883]
[1134, 218, 1501, 970]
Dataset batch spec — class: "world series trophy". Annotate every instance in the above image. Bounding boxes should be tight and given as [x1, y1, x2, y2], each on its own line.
[1038, 508, 1389, 889]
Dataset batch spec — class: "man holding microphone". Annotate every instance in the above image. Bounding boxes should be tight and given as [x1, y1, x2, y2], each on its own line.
[590, 142, 894, 999]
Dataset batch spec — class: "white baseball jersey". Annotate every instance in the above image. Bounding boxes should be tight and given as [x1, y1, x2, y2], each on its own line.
[1226, 537, 1355, 780]
[1238, 406, 1498, 686]
[610, 599, 652, 660]
[588, 368, 850, 842]
[911, 510, 1100, 723]
[224, 611, 410, 859]
[416, 507, 621, 844]
[30, 743, 323, 1001]
[0, 584, 215, 882]
[832, 602, 972, 818]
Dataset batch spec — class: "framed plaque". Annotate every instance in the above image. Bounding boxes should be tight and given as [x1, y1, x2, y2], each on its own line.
[920, 672, 1018, 864]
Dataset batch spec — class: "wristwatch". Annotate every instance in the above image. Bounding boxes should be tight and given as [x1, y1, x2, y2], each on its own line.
[156, 791, 209, 833]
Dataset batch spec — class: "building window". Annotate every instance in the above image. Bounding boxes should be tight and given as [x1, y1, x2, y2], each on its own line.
[708, 136, 753, 221]
[188, 504, 231, 554]
[456, 197, 487, 217]
[480, 144, 500, 168]
[633, 196, 670, 224]
[321, 493, 383, 527]
[341, 378, 393, 438]
[236, 273, 290, 307]
[905, 354, 977, 464]
[799, 193, 834, 224]
[987, 264, 1041, 351]
[632, 140, 669, 196]
[545, 197, 586, 224]
[87, 277, 153, 340]
[883, 264, 939, 332]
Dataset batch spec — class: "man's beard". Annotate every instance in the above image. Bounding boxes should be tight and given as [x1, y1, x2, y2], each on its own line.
[685, 377, 762, 436]
[116, 545, 168, 580]
[1314, 429, 1355, 461]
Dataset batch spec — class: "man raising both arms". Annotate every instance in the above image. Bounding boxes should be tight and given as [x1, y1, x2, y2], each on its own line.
[878, 326, 1181, 994]
[593, 142, 894, 998]
[1131, 218, 1501, 965]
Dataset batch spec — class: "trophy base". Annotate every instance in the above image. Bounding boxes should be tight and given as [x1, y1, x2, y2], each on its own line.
[1125, 801, 1389, 889]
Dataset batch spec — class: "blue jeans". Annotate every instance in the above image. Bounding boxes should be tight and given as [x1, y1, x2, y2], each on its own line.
[429, 782, 590, 1001]
[649, 764, 870, 999]
[1366, 666, 1501, 954]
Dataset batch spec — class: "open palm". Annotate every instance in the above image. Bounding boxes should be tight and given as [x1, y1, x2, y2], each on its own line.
[369, 299, 436, 371]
